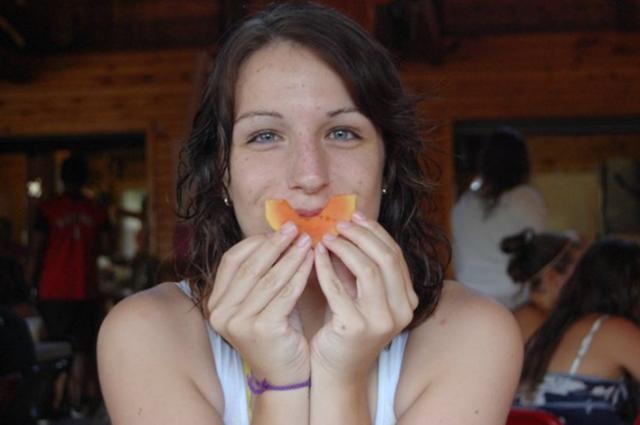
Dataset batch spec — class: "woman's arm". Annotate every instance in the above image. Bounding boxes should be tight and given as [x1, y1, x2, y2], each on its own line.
[309, 214, 418, 425]
[206, 230, 313, 425]
[98, 286, 224, 425]
[397, 284, 523, 424]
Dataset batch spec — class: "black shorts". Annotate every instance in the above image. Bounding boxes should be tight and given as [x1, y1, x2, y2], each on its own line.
[37, 300, 103, 354]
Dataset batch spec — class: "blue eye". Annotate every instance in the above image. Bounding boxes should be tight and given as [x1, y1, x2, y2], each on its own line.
[248, 131, 280, 144]
[328, 128, 359, 141]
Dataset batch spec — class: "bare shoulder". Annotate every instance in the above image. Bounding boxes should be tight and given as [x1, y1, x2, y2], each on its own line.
[602, 315, 640, 336]
[98, 282, 224, 424]
[396, 281, 523, 424]
[599, 315, 640, 352]
[599, 315, 640, 380]
[99, 282, 200, 341]
[98, 283, 202, 365]
[411, 280, 522, 343]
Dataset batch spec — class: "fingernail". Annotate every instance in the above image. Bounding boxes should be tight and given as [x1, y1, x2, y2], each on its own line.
[337, 221, 351, 231]
[353, 210, 366, 222]
[323, 233, 336, 242]
[280, 221, 297, 235]
[296, 233, 310, 247]
[316, 242, 327, 254]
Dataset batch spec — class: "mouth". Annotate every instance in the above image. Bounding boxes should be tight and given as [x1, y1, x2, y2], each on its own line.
[294, 207, 324, 217]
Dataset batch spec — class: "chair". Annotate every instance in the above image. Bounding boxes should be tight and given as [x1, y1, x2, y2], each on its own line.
[0, 372, 21, 416]
[0, 357, 71, 424]
[507, 407, 563, 425]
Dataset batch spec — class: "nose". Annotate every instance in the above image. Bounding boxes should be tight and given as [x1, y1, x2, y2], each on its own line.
[287, 137, 329, 194]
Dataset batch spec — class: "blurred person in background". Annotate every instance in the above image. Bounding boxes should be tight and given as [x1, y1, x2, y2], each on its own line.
[516, 237, 640, 425]
[501, 228, 583, 341]
[451, 126, 547, 308]
[26, 154, 112, 417]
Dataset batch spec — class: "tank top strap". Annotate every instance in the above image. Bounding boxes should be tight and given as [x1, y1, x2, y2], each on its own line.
[175, 281, 250, 425]
[569, 315, 609, 376]
[375, 331, 409, 425]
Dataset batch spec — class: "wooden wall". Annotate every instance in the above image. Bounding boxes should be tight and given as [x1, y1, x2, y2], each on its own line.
[1, 31, 639, 259]
[402, 31, 640, 232]
[0, 154, 28, 243]
[0, 49, 204, 260]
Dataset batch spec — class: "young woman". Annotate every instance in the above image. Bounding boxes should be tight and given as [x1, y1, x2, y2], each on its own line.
[501, 228, 582, 341]
[517, 238, 640, 425]
[451, 127, 547, 308]
[98, 3, 522, 424]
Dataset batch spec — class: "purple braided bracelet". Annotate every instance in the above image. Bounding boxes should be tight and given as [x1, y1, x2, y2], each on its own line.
[246, 374, 311, 395]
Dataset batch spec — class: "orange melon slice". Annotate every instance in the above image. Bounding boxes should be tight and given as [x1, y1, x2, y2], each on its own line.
[265, 194, 357, 245]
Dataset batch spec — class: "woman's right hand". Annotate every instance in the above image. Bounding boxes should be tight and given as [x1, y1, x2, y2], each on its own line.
[207, 222, 313, 385]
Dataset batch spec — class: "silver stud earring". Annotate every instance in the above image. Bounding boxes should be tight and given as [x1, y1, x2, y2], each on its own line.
[381, 185, 388, 195]
[223, 196, 231, 207]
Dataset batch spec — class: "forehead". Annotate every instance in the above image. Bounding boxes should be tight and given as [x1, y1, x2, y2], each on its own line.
[234, 41, 355, 115]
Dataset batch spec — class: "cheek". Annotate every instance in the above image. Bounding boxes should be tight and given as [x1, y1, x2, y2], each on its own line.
[229, 154, 283, 234]
[337, 165, 383, 217]
[230, 155, 270, 196]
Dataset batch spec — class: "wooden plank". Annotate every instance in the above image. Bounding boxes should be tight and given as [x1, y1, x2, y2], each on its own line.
[0, 49, 201, 259]
[529, 134, 640, 173]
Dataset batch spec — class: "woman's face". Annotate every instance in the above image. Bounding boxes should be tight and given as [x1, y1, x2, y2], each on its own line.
[228, 41, 385, 237]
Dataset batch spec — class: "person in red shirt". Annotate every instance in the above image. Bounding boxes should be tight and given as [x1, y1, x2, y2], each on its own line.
[27, 154, 112, 416]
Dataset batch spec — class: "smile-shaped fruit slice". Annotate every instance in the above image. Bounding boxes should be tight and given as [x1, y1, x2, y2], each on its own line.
[265, 194, 357, 245]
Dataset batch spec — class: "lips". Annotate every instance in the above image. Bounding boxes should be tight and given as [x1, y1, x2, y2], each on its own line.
[294, 207, 324, 217]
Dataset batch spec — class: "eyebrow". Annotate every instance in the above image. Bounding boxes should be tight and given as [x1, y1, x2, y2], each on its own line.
[235, 110, 283, 123]
[327, 107, 360, 117]
[234, 107, 361, 124]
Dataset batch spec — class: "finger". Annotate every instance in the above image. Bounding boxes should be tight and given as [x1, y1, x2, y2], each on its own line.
[352, 210, 397, 251]
[318, 236, 389, 316]
[259, 249, 313, 320]
[314, 242, 361, 319]
[340, 216, 418, 310]
[340, 219, 417, 312]
[214, 221, 300, 309]
[338, 222, 417, 324]
[239, 233, 312, 316]
[207, 235, 265, 311]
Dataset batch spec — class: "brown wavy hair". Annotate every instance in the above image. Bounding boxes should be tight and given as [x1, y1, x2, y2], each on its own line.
[176, 2, 449, 330]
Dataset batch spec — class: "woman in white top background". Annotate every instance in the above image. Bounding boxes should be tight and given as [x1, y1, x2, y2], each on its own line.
[97, 3, 522, 424]
[452, 126, 547, 308]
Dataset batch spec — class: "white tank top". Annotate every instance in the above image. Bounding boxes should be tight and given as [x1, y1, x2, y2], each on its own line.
[176, 281, 408, 425]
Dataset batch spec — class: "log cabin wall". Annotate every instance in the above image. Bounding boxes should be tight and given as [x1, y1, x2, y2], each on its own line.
[401, 31, 640, 235]
[0, 154, 28, 242]
[0, 49, 204, 260]
[1, 31, 639, 260]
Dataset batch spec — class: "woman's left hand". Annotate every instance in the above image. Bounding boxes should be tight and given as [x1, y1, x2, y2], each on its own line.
[310, 211, 419, 382]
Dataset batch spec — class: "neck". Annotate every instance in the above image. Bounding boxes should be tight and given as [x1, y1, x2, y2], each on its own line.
[528, 285, 557, 313]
